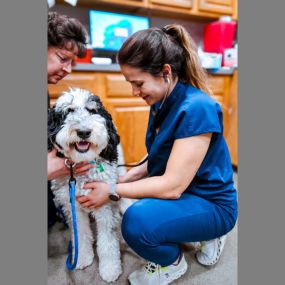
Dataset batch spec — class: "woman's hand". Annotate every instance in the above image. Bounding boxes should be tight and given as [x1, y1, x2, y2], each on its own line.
[47, 149, 93, 180]
[76, 181, 110, 209]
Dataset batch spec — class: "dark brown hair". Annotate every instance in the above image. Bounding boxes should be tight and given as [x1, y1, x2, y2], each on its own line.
[118, 24, 211, 95]
[48, 11, 88, 58]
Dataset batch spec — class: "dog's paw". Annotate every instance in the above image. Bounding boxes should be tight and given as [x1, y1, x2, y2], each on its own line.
[99, 261, 122, 283]
[75, 253, 94, 270]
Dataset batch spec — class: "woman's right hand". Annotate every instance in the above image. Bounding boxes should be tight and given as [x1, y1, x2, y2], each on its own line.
[47, 149, 93, 180]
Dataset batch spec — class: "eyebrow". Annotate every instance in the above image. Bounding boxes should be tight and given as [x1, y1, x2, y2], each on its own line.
[57, 49, 77, 58]
[129, 80, 143, 83]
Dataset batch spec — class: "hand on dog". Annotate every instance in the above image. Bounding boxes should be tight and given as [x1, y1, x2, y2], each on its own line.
[48, 149, 94, 180]
[77, 181, 110, 209]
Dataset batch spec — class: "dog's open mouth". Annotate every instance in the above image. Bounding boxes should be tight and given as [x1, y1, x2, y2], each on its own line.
[74, 141, 91, 153]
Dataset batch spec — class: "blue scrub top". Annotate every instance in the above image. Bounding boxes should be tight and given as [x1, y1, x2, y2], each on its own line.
[146, 81, 237, 208]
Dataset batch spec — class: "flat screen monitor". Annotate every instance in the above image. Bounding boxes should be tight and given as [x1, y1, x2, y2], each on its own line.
[89, 10, 150, 52]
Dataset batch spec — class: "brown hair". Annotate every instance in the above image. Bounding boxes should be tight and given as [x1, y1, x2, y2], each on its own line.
[118, 24, 211, 95]
[48, 11, 88, 58]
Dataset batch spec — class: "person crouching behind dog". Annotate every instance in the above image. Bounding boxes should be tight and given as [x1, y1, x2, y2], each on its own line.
[77, 24, 238, 285]
[47, 11, 93, 229]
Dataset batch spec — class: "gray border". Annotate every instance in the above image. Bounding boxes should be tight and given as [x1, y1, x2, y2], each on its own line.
[0, 0, 47, 284]
[239, 0, 285, 284]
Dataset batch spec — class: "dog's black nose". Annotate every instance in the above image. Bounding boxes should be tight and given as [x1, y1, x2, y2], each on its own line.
[76, 129, 92, 139]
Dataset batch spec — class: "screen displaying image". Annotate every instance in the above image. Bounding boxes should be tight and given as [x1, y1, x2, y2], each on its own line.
[89, 10, 150, 51]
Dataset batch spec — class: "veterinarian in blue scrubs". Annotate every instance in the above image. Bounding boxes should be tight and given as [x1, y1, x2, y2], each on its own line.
[47, 11, 91, 228]
[77, 24, 238, 285]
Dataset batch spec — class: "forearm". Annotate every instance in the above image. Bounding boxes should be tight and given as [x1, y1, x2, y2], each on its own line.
[116, 174, 183, 200]
[119, 161, 148, 183]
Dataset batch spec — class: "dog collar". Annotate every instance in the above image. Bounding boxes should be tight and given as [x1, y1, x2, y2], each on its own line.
[89, 160, 104, 173]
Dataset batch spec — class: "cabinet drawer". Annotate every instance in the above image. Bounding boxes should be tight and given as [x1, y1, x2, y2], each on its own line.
[198, 0, 234, 15]
[105, 74, 133, 97]
[151, 0, 192, 8]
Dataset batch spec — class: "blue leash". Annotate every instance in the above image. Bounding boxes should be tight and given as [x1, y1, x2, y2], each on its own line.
[65, 160, 79, 271]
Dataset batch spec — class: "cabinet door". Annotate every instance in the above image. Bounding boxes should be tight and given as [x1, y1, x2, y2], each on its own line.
[108, 101, 150, 164]
[226, 70, 238, 166]
[208, 74, 237, 166]
[104, 74, 150, 164]
[208, 74, 231, 145]
[198, 0, 234, 15]
[150, 0, 192, 9]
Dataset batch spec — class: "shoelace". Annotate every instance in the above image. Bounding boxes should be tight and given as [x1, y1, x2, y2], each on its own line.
[145, 262, 162, 274]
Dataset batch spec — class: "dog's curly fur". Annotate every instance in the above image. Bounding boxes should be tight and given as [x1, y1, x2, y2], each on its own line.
[48, 88, 128, 282]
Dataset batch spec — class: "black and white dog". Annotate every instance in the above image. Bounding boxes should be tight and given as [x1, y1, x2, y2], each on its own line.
[48, 88, 128, 282]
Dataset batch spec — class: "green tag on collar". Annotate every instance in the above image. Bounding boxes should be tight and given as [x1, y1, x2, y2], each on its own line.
[97, 163, 104, 173]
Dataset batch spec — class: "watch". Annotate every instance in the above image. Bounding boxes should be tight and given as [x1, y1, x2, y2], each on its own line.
[108, 184, 120, 201]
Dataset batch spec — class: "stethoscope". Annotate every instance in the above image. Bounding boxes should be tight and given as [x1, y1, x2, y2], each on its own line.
[151, 76, 171, 133]
[119, 76, 171, 168]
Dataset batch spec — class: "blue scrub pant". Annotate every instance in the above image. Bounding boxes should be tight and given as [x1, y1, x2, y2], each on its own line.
[121, 193, 237, 266]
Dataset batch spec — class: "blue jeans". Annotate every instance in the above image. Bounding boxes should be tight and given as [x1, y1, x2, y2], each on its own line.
[121, 193, 237, 266]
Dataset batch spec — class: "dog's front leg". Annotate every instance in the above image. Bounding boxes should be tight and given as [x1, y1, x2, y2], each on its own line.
[71, 205, 94, 270]
[93, 205, 122, 283]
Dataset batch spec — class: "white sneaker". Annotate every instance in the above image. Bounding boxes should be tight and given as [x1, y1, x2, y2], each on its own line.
[128, 254, 188, 285]
[196, 235, 227, 266]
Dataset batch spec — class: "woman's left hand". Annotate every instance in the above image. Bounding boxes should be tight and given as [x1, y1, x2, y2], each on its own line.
[76, 181, 110, 209]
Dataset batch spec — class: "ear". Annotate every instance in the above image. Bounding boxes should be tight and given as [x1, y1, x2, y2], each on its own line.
[162, 64, 172, 81]
[48, 107, 66, 151]
[91, 95, 120, 162]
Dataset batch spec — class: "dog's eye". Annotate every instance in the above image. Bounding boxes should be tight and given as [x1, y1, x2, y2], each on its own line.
[66, 108, 75, 113]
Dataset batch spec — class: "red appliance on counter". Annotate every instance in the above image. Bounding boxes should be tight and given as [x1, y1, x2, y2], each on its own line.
[76, 47, 92, 63]
[203, 16, 237, 65]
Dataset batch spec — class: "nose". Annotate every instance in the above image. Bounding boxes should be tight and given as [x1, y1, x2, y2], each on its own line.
[132, 86, 141, 97]
[62, 62, 72, 73]
[76, 129, 92, 139]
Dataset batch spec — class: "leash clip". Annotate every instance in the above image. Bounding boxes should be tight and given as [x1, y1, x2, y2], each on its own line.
[65, 159, 76, 169]
[65, 159, 76, 182]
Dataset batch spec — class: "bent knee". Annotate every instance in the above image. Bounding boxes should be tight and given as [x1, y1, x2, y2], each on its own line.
[121, 199, 155, 244]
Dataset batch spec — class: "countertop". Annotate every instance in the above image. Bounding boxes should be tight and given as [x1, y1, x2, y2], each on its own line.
[73, 63, 236, 75]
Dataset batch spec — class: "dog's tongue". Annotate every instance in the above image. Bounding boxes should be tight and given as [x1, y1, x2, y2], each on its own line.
[76, 141, 90, 151]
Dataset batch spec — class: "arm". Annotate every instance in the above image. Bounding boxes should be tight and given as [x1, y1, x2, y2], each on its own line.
[117, 133, 212, 199]
[118, 160, 148, 183]
[77, 133, 212, 208]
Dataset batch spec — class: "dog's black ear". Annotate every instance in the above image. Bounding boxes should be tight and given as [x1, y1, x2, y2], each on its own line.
[48, 107, 66, 151]
[90, 95, 120, 162]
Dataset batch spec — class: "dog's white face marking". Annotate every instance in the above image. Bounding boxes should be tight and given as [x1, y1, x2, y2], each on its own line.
[54, 88, 109, 163]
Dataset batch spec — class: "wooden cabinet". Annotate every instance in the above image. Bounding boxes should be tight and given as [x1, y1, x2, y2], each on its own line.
[197, 0, 235, 15]
[77, 0, 147, 8]
[150, 0, 193, 9]
[208, 72, 238, 167]
[208, 74, 231, 141]
[103, 74, 150, 164]
[58, 0, 237, 19]
[48, 73, 102, 106]
[226, 70, 238, 166]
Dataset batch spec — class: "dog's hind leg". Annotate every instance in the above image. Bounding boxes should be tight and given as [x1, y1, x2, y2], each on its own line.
[93, 205, 122, 283]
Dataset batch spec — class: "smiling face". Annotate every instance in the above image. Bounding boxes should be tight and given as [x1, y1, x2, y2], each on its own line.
[120, 64, 171, 106]
[47, 42, 78, 84]
[52, 89, 109, 163]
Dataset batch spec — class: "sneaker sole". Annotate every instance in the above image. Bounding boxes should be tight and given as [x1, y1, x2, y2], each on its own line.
[163, 263, 188, 285]
[128, 262, 188, 285]
[196, 235, 227, 266]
